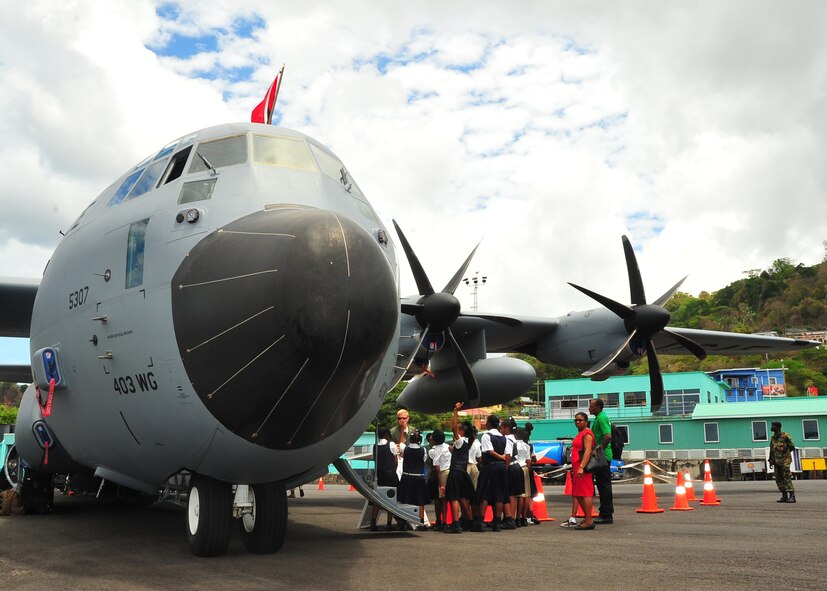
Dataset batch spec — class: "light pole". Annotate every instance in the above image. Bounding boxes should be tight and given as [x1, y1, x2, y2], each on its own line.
[463, 272, 487, 312]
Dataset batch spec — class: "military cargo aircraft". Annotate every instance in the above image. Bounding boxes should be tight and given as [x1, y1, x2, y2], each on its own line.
[0, 121, 817, 556]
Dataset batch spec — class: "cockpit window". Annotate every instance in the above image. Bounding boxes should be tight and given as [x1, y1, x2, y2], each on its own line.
[253, 135, 316, 171]
[125, 219, 149, 289]
[309, 144, 364, 198]
[108, 169, 144, 207]
[155, 139, 179, 161]
[188, 135, 247, 174]
[126, 158, 169, 201]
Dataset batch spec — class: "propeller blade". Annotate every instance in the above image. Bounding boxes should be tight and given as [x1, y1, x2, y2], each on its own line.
[392, 220, 434, 296]
[442, 242, 481, 295]
[582, 330, 637, 377]
[652, 275, 689, 307]
[622, 235, 647, 306]
[662, 328, 707, 360]
[568, 282, 635, 320]
[646, 342, 664, 411]
[445, 327, 480, 407]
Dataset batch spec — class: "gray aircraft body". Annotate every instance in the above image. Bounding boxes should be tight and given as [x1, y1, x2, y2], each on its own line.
[0, 121, 818, 556]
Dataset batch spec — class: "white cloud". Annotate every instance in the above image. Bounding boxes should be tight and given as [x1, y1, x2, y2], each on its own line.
[1, 0, 826, 331]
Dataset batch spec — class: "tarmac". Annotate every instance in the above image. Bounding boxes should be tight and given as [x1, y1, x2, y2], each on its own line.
[1, 479, 825, 591]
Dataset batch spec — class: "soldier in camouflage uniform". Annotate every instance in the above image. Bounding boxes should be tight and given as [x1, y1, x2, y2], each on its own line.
[768, 421, 796, 503]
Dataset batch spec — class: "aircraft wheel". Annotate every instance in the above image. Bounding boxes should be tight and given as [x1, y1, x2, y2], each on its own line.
[186, 475, 232, 557]
[3, 445, 20, 489]
[239, 481, 287, 554]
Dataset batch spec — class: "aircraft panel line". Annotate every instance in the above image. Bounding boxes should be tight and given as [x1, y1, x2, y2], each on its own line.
[207, 335, 285, 399]
[254, 356, 310, 437]
[329, 212, 351, 277]
[219, 230, 296, 238]
[320, 360, 366, 437]
[178, 269, 277, 290]
[186, 306, 275, 353]
[288, 309, 351, 443]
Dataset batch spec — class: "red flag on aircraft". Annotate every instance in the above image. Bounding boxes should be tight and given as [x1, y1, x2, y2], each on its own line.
[251, 65, 284, 125]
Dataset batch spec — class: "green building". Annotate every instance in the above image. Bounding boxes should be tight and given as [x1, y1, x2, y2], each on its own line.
[527, 372, 827, 465]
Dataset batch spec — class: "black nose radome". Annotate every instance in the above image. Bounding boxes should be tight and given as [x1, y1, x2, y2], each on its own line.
[171, 207, 398, 450]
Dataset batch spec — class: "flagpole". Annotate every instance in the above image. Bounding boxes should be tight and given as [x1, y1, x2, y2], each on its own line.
[267, 64, 285, 125]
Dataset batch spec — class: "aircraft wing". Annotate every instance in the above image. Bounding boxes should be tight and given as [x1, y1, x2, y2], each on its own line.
[652, 327, 819, 355]
[0, 277, 39, 338]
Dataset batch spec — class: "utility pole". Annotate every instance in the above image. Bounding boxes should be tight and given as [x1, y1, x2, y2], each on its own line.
[462, 272, 487, 312]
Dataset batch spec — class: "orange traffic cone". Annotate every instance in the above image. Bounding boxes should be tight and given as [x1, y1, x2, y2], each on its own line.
[684, 470, 698, 502]
[318, 477, 324, 491]
[564, 470, 572, 496]
[530, 472, 555, 522]
[349, 484, 356, 491]
[636, 460, 665, 513]
[445, 502, 454, 525]
[699, 459, 721, 506]
[670, 471, 694, 511]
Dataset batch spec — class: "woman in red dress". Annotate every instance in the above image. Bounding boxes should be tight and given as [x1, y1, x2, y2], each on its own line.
[570, 412, 595, 530]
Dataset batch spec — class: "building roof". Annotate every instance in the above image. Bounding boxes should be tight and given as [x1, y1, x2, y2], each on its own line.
[691, 397, 827, 419]
[545, 371, 725, 396]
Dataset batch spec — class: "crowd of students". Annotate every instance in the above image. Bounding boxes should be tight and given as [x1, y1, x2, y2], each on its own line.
[370, 404, 543, 533]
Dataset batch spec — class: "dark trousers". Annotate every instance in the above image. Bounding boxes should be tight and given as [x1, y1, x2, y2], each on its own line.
[593, 464, 613, 518]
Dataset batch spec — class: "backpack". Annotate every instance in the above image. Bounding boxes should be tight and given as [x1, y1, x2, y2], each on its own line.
[610, 423, 625, 459]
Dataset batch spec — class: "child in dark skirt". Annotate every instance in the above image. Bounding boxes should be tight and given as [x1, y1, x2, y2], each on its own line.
[397, 431, 429, 528]
[371, 426, 399, 531]
[444, 403, 476, 533]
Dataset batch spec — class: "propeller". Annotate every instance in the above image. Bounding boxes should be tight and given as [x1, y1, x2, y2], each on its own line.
[393, 220, 481, 407]
[567, 235, 707, 411]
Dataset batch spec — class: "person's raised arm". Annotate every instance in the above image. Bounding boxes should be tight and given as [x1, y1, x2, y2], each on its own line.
[451, 402, 463, 440]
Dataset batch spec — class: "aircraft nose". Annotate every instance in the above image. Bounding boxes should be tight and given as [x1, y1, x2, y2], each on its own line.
[171, 207, 398, 450]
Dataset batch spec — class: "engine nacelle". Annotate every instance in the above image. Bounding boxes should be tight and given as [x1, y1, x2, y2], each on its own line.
[396, 356, 536, 414]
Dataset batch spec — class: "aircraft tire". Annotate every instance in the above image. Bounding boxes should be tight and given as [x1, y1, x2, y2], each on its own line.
[186, 475, 232, 557]
[239, 481, 287, 554]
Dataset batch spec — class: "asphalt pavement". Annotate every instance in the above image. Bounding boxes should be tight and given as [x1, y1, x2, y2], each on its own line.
[1, 479, 825, 590]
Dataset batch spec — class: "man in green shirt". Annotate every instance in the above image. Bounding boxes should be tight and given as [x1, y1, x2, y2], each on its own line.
[589, 398, 614, 523]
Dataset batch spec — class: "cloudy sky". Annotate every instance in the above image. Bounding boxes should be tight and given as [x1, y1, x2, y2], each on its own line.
[2, 1, 826, 363]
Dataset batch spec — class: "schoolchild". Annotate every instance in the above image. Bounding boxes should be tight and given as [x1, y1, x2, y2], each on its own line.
[397, 431, 429, 528]
[428, 429, 451, 530]
[371, 426, 399, 531]
[444, 403, 476, 533]
[500, 417, 523, 530]
[514, 427, 533, 527]
[471, 415, 511, 532]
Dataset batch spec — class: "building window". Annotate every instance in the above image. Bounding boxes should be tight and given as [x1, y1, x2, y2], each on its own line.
[615, 425, 629, 445]
[752, 421, 768, 442]
[125, 219, 149, 289]
[704, 422, 719, 443]
[656, 390, 700, 416]
[803, 419, 820, 441]
[659, 424, 673, 444]
[624, 391, 646, 407]
[598, 393, 619, 408]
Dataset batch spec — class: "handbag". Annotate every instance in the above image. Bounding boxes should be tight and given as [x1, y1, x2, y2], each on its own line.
[584, 445, 608, 473]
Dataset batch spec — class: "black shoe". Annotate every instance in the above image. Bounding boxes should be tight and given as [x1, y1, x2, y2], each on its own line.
[594, 517, 614, 524]
[787, 492, 796, 503]
[530, 516, 541, 525]
[470, 520, 485, 532]
[501, 518, 517, 530]
[777, 492, 789, 503]
[445, 523, 462, 533]
[492, 519, 502, 532]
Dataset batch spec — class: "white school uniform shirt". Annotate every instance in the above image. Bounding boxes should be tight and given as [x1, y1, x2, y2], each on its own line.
[468, 438, 482, 465]
[515, 440, 531, 467]
[481, 429, 513, 456]
[428, 442, 452, 471]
